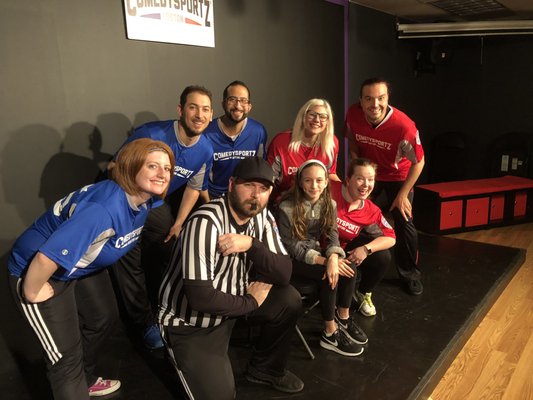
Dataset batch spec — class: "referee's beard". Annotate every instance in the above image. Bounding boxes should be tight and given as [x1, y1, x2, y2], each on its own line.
[228, 190, 265, 221]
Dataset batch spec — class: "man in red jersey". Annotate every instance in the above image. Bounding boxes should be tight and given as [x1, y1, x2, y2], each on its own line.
[345, 77, 425, 295]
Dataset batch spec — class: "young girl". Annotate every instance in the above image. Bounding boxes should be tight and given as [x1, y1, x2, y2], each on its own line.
[330, 158, 396, 317]
[277, 160, 367, 357]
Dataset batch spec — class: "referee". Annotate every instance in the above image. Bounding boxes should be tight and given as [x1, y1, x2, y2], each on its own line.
[158, 157, 304, 399]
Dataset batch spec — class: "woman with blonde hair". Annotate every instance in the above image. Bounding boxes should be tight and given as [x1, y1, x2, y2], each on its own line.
[267, 98, 340, 205]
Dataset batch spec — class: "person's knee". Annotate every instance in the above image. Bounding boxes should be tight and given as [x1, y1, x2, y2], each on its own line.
[279, 285, 302, 314]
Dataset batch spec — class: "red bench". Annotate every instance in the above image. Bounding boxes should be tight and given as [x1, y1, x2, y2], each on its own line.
[414, 176, 533, 234]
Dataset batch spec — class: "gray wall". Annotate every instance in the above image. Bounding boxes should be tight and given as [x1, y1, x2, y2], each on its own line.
[0, 0, 344, 256]
[0, 0, 343, 374]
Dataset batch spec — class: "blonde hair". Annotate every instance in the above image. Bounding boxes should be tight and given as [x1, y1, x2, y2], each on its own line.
[111, 138, 175, 199]
[288, 98, 336, 163]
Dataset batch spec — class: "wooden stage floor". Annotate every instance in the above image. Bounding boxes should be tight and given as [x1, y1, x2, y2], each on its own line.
[0, 233, 525, 400]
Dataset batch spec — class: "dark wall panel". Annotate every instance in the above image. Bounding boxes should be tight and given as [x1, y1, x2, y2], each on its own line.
[347, 4, 533, 182]
[0, 0, 343, 374]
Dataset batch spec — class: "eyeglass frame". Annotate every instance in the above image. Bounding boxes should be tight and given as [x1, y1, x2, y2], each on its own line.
[306, 110, 329, 122]
[225, 96, 250, 105]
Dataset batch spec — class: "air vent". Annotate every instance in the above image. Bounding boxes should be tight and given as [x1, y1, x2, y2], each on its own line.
[426, 0, 514, 20]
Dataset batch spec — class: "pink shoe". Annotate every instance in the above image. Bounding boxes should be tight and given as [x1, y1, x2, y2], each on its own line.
[88, 377, 121, 397]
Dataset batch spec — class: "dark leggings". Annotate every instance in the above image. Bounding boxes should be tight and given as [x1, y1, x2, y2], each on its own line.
[291, 259, 356, 321]
[345, 235, 391, 294]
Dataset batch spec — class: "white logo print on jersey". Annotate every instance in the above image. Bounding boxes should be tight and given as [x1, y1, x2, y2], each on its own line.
[115, 226, 143, 249]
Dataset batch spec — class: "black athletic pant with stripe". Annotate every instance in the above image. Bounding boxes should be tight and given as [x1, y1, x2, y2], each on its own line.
[8, 269, 118, 400]
[162, 284, 301, 400]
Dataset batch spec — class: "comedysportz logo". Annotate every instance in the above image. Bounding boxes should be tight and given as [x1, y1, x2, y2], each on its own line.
[125, 0, 212, 27]
[336, 217, 362, 236]
[115, 226, 143, 249]
[355, 134, 392, 151]
[174, 165, 194, 179]
[213, 150, 256, 161]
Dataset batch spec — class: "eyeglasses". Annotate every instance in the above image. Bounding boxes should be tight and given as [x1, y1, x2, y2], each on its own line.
[306, 111, 329, 122]
[226, 96, 250, 105]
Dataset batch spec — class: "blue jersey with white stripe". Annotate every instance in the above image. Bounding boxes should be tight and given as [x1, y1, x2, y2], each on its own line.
[123, 120, 213, 194]
[8, 180, 154, 281]
[204, 118, 267, 197]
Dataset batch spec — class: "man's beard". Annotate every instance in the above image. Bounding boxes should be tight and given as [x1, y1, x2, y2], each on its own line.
[179, 118, 203, 138]
[228, 190, 263, 220]
[224, 108, 248, 124]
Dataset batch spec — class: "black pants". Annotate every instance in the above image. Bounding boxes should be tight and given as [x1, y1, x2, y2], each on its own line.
[345, 235, 391, 293]
[373, 180, 421, 281]
[162, 285, 301, 400]
[111, 203, 175, 327]
[8, 269, 118, 400]
[291, 259, 356, 321]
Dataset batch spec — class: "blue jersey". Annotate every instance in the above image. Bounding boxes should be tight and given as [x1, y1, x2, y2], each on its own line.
[123, 120, 213, 195]
[204, 117, 267, 197]
[8, 180, 154, 281]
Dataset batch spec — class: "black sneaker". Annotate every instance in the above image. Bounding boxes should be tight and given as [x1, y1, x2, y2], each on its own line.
[406, 278, 423, 295]
[245, 365, 304, 393]
[335, 310, 369, 344]
[320, 329, 364, 357]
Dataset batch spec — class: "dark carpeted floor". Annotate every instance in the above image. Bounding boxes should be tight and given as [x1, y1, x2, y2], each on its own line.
[0, 234, 525, 400]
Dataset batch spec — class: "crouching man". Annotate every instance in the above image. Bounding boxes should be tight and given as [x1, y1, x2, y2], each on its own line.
[158, 157, 304, 399]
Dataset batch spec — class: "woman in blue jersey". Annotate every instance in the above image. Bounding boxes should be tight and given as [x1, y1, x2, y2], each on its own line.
[7, 138, 174, 400]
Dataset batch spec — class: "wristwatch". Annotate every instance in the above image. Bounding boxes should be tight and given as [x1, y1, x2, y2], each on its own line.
[363, 245, 372, 256]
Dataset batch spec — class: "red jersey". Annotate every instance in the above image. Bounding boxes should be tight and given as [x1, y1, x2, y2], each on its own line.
[330, 181, 395, 249]
[344, 104, 424, 182]
[267, 130, 338, 203]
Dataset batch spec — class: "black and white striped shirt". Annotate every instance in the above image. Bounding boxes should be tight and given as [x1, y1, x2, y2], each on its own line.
[158, 197, 289, 328]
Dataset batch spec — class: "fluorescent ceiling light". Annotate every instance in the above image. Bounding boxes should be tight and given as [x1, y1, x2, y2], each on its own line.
[397, 20, 533, 38]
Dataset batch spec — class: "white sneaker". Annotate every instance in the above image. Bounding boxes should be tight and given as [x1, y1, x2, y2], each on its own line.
[356, 291, 376, 317]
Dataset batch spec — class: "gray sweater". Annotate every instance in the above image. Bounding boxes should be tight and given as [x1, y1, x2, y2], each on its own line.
[277, 198, 345, 265]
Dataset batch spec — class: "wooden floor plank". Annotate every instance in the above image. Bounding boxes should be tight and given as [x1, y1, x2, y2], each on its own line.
[430, 222, 533, 400]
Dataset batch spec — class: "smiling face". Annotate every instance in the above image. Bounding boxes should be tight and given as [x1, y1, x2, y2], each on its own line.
[299, 164, 328, 203]
[360, 82, 389, 126]
[223, 84, 252, 124]
[303, 105, 329, 137]
[178, 91, 213, 138]
[135, 151, 172, 201]
[346, 164, 376, 201]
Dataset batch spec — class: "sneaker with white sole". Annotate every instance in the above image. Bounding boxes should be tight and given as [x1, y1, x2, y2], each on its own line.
[335, 310, 369, 344]
[88, 377, 121, 397]
[356, 291, 377, 317]
[320, 329, 364, 357]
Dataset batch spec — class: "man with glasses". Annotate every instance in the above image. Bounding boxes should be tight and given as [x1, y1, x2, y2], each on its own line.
[344, 77, 425, 296]
[203, 80, 268, 199]
[158, 157, 304, 399]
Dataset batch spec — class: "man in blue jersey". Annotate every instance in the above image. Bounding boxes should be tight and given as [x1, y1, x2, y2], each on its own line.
[203, 80, 268, 198]
[110, 85, 214, 349]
